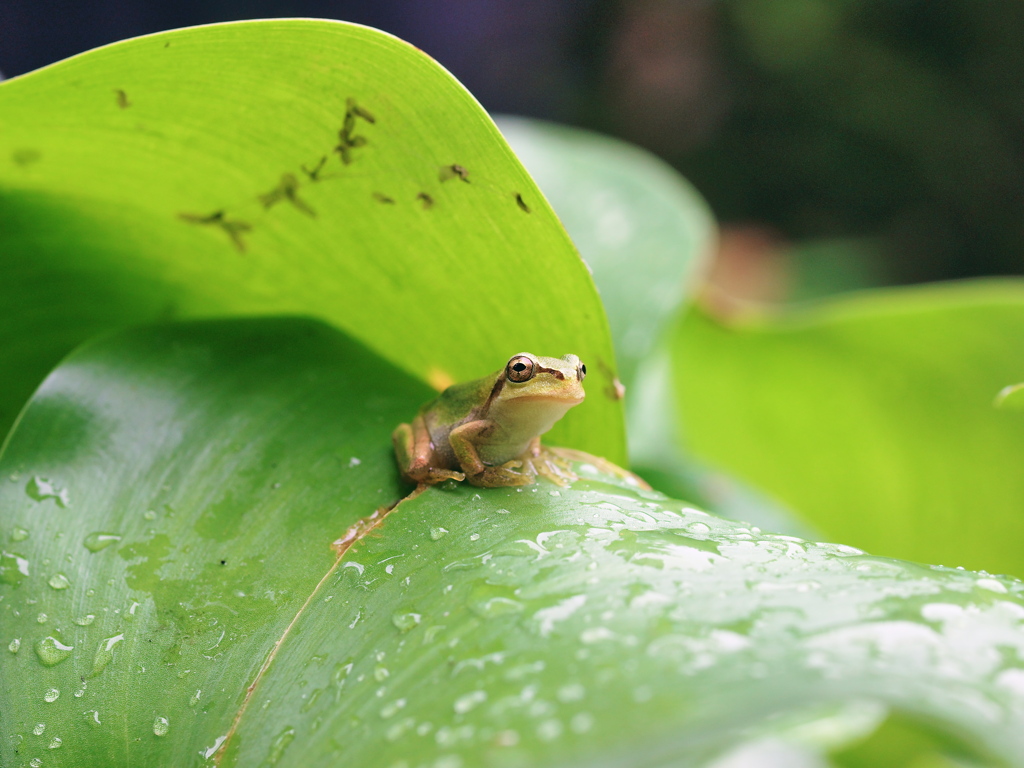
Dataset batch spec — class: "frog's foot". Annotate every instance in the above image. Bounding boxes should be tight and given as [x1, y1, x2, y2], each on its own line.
[405, 466, 466, 485]
[545, 446, 652, 490]
[466, 461, 534, 488]
[518, 446, 579, 488]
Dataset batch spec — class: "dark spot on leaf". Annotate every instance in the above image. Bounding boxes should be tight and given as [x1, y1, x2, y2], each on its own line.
[335, 97, 375, 165]
[12, 148, 41, 167]
[347, 97, 376, 124]
[515, 193, 530, 213]
[259, 173, 315, 217]
[302, 156, 327, 181]
[334, 143, 352, 165]
[417, 192, 434, 209]
[179, 210, 252, 252]
[115, 89, 131, 109]
[163, 41, 170, 48]
[373, 192, 395, 204]
[220, 560, 226, 565]
[439, 164, 470, 183]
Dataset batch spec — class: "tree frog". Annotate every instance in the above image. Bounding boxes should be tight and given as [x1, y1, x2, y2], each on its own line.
[393, 353, 587, 487]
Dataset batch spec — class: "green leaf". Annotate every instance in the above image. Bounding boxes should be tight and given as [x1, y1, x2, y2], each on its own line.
[995, 383, 1024, 412]
[673, 279, 1024, 577]
[3, 319, 1024, 767]
[0, 19, 623, 463]
[497, 116, 715, 391]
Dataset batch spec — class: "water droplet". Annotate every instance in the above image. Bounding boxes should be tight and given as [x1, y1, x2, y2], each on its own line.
[189, 690, 202, 707]
[391, 611, 421, 633]
[83, 532, 121, 552]
[27, 476, 70, 507]
[266, 726, 295, 764]
[30, 758, 42, 768]
[11, 527, 29, 542]
[32, 723, 45, 736]
[202, 735, 227, 760]
[35, 636, 73, 667]
[348, 457, 362, 467]
[430, 527, 449, 541]
[143, 510, 157, 520]
[685, 522, 711, 534]
[380, 698, 406, 718]
[977, 578, 1008, 593]
[374, 665, 390, 681]
[570, 712, 594, 734]
[84, 710, 101, 727]
[9, 638, 21, 653]
[47, 573, 70, 590]
[333, 661, 353, 687]
[36, 613, 48, 624]
[342, 561, 365, 576]
[73, 614, 96, 626]
[453, 690, 486, 714]
[0, 551, 30, 585]
[48, 737, 62, 749]
[92, 633, 124, 675]
[470, 597, 524, 618]
[153, 716, 169, 736]
[44, 688, 60, 703]
[537, 719, 563, 741]
[556, 683, 585, 702]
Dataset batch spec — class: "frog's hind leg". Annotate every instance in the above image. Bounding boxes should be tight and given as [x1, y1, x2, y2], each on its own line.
[449, 419, 533, 487]
[393, 418, 465, 485]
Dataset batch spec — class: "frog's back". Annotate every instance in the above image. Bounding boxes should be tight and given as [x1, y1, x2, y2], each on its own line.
[422, 373, 497, 447]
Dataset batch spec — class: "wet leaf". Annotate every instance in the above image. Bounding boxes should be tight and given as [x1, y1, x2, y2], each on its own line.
[2, 319, 1023, 767]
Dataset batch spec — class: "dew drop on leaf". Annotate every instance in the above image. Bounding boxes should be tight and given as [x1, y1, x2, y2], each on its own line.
[47, 573, 71, 590]
[266, 726, 295, 764]
[153, 716, 169, 736]
[0, 551, 30, 585]
[35, 636, 74, 667]
[83, 532, 122, 552]
[391, 611, 421, 633]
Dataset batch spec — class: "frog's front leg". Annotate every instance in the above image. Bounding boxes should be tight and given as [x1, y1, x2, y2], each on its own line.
[393, 416, 465, 485]
[449, 420, 533, 487]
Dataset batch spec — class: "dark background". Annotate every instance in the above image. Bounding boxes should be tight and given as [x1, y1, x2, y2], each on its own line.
[5, 0, 1024, 299]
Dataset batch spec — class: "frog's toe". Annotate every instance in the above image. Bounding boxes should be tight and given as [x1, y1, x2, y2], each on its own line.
[404, 465, 465, 485]
[467, 465, 533, 488]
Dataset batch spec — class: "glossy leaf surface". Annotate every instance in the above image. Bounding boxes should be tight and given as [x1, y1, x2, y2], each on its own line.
[0, 19, 624, 462]
[2, 319, 1023, 767]
[674, 280, 1024, 577]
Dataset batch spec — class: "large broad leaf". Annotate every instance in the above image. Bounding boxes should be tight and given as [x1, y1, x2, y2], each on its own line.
[4, 320, 1024, 767]
[674, 280, 1024, 577]
[0, 19, 624, 463]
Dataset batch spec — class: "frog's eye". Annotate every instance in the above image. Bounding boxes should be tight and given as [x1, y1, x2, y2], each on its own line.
[506, 356, 535, 383]
[579, 363, 587, 381]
